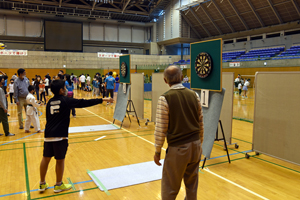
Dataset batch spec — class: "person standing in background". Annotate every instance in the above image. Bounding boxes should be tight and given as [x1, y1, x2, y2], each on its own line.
[44, 76, 50, 96]
[104, 72, 116, 105]
[14, 68, 32, 129]
[8, 79, 14, 104]
[86, 74, 91, 86]
[39, 80, 46, 104]
[115, 75, 119, 83]
[0, 76, 14, 136]
[25, 85, 43, 133]
[12, 73, 18, 80]
[34, 76, 41, 101]
[65, 74, 76, 118]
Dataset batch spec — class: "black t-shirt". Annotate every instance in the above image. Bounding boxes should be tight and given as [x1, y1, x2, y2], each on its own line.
[45, 95, 103, 138]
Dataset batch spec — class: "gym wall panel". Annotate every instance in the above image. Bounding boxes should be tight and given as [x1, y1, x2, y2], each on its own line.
[164, 6, 172, 40]
[253, 72, 300, 165]
[0, 15, 5, 35]
[7, 16, 23, 36]
[151, 73, 169, 122]
[105, 24, 118, 42]
[157, 16, 164, 42]
[172, 0, 180, 38]
[25, 18, 41, 37]
[131, 73, 144, 119]
[90, 23, 104, 41]
[132, 27, 144, 43]
[119, 26, 131, 42]
[219, 72, 234, 144]
[83, 23, 89, 40]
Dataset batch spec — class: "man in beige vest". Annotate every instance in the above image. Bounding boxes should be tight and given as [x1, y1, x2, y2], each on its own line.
[154, 65, 204, 200]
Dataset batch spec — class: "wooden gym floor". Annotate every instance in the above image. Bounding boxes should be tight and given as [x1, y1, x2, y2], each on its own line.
[0, 88, 299, 200]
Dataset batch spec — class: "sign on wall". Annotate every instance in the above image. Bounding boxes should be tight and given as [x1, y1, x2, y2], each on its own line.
[229, 62, 240, 67]
[97, 52, 122, 58]
[0, 50, 28, 56]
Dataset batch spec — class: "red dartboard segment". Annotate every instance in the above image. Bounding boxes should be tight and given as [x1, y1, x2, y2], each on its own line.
[195, 52, 212, 78]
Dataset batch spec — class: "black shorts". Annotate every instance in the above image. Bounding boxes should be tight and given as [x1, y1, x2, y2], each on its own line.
[43, 140, 69, 160]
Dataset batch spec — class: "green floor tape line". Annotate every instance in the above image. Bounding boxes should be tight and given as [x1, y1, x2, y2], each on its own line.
[204, 157, 247, 167]
[87, 169, 111, 196]
[23, 143, 31, 200]
[199, 169, 204, 174]
[252, 156, 300, 174]
[67, 177, 76, 191]
[111, 124, 121, 129]
[233, 117, 253, 123]
[232, 137, 252, 144]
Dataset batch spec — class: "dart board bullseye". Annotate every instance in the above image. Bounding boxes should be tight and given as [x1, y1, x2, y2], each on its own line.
[195, 52, 212, 78]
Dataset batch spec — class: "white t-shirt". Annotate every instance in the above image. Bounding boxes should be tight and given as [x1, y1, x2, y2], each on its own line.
[87, 76, 91, 82]
[238, 83, 242, 89]
[80, 75, 86, 83]
[45, 78, 49, 86]
[244, 81, 250, 87]
[8, 83, 14, 93]
[235, 78, 240, 82]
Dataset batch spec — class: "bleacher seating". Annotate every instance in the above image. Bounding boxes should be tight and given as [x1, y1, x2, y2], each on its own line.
[222, 50, 245, 62]
[273, 45, 300, 60]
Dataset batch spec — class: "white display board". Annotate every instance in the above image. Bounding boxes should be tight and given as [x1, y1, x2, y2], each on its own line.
[151, 73, 170, 122]
[131, 73, 144, 119]
[253, 72, 300, 165]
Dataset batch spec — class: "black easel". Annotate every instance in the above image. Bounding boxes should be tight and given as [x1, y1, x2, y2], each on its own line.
[113, 100, 140, 128]
[201, 120, 231, 169]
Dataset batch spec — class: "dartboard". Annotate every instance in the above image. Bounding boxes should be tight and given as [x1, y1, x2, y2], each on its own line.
[121, 62, 127, 78]
[195, 52, 212, 78]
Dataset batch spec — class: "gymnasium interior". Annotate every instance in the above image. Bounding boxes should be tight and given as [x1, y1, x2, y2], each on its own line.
[0, 0, 300, 199]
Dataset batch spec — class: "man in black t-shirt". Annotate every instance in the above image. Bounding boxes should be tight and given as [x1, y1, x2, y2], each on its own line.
[38, 80, 113, 193]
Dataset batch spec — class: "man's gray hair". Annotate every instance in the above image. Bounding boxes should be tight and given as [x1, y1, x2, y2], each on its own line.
[164, 65, 182, 85]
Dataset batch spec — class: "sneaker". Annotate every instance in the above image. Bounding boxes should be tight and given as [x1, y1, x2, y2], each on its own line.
[39, 182, 49, 192]
[30, 125, 34, 129]
[19, 126, 24, 129]
[73, 115, 76, 118]
[107, 102, 110, 105]
[7, 113, 10, 116]
[0, 133, 3, 136]
[54, 182, 72, 193]
[6, 133, 15, 136]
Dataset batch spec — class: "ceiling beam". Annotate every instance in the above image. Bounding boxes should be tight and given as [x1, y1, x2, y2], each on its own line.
[59, 0, 62, 7]
[199, 5, 222, 35]
[181, 11, 202, 39]
[109, 3, 120, 10]
[189, 7, 211, 37]
[211, 0, 234, 32]
[122, 0, 131, 12]
[92, 1, 96, 11]
[291, 0, 300, 18]
[149, 0, 163, 14]
[79, 0, 91, 7]
[9, 0, 149, 16]
[266, 0, 283, 24]
[245, 0, 264, 27]
[227, 0, 249, 30]
[136, 4, 147, 13]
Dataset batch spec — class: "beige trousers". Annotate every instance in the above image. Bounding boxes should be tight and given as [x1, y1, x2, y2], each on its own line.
[17, 97, 27, 127]
[162, 140, 202, 200]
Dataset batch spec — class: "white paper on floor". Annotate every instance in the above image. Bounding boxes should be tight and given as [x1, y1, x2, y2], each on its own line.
[68, 124, 118, 134]
[88, 160, 164, 191]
